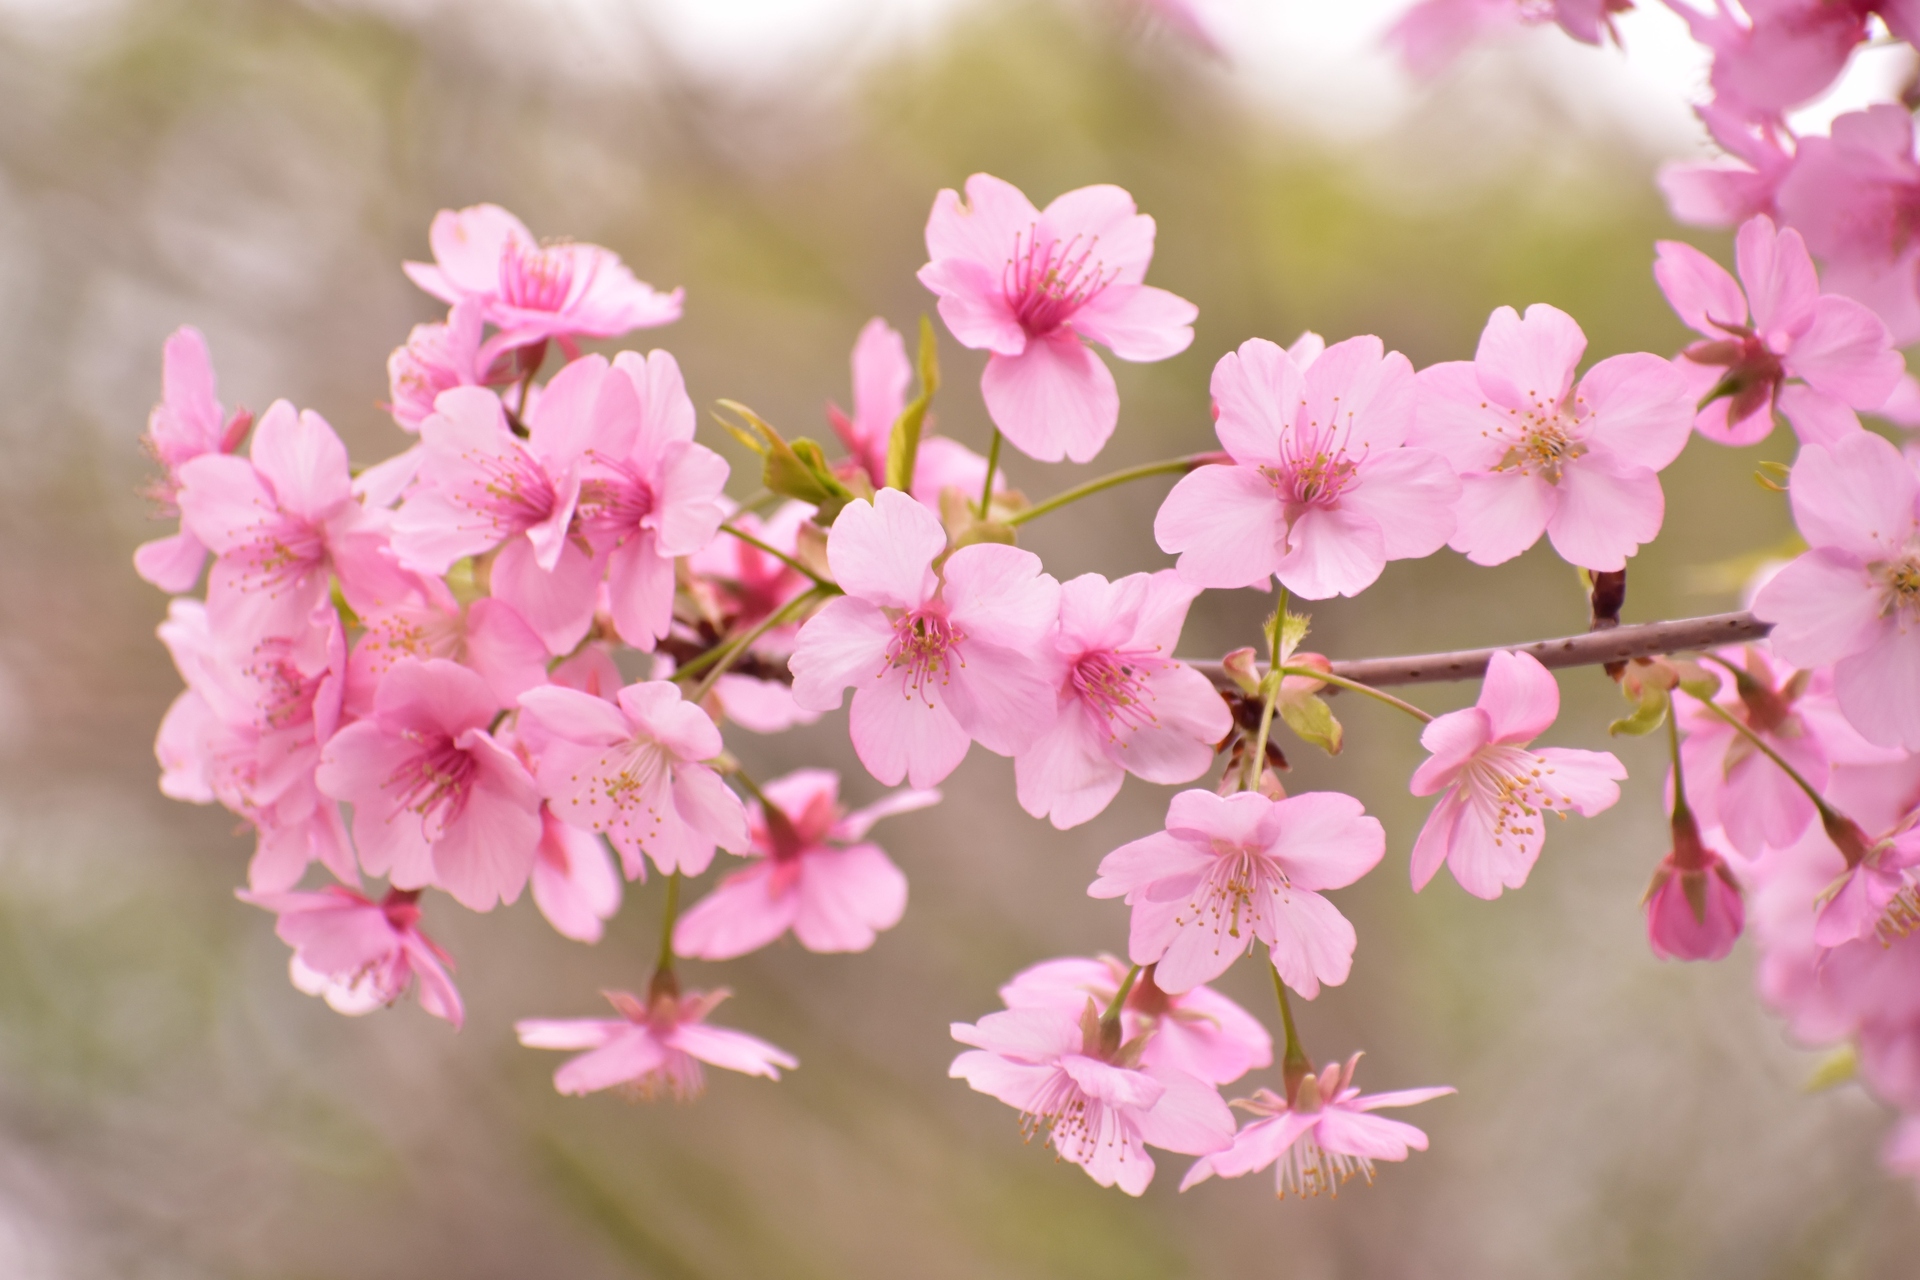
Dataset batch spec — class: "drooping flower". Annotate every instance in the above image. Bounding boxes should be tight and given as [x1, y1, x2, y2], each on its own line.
[387, 298, 488, 432]
[948, 1004, 1235, 1195]
[177, 399, 419, 640]
[1643, 810, 1746, 962]
[1015, 570, 1231, 829]
[917, 174, 1197, 463]
[530, 804, 622, 944]
[1089, 788, 1385, 998]
[673, 767, 930, 960]
[1414, 303, 1693, 571]
[1751, 430, 1920, 749]
[825, 315, 998, 506]
[1655, 215, 1901, 445]
[135, 325, 252, 593]
[999, 955, 1272, 1087]
[1408, 649, 1626, 899]
[316, 657, 543, 911]
[516, 985, 796, 1099]
[1385, 0, 1628, 78]
[1155, 335, 1459, 598]
[517, 678, 748, 879]
[242, 886, 463, 1028]
[404, 203, 682, 355]
[1180, 1054, 1454, 1198]
[788, 489, 1061, 788]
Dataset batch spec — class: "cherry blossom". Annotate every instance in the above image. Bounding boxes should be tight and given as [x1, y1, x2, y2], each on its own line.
[949, 1004, 1235, 1195]
[1014, 570, 1230, 828]
[517, 678, 748, 879]
[135, 325, 251, 593]
[1089, 789, 1385, 998]
[516, 986, 795, 1098]
[1668, 0, 1873, 125]
[1414, 303, 1693, 571]
[531, 805, 623, 944]
[917, 174, 1196, 463]
[826, 316, 996, 505]
[1751, 430, 1920, 749]
[346, 589, 549, 716]
[242, 886, 464, 1028]
[404, 203, 681, 355]
[1386, 0, 1628, 78]
[387, 298, 487, 432]
[316, 657, 543, 911]
[1656, 215, 1901, 446]
[1156, 336, 1459, 598]
[1408, 650, 1626, 899]
[673, 768, 930, 959]
[1643, 813, 1746, 962]
[1180, 1054, 1454, 1197]
[999, 955, 1272, 1086]
[788, 489, 1061, 788]
[1658, 103, 1795, 229]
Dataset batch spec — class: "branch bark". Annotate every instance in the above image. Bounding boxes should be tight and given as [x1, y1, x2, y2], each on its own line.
[1189, 611, 1772, 691]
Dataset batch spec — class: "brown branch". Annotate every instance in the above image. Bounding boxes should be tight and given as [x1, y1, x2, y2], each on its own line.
[1190, 611, 1772, 691]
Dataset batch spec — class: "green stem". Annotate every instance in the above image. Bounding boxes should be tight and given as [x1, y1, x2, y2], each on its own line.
[1243, 605, 1284, 792]
[1288, 667, 1434, 723]
[655, 870, 682, 976]
[1101, 963, 1142, 1024]
[1690, 693, 1839, 825]
[1666, 700, 1693, 826]
[977, 429, 1003, 518]
[1271, 960, 1311, 1092]
[677, 586, 828, 694]
[719, 521, 833, 588]
[1004, 454, 1209, 528]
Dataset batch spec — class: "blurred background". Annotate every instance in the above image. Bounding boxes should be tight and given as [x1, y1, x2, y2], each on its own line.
[3, 0, 1917, 1275]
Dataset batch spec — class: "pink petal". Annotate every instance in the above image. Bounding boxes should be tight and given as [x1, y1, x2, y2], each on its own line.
[924, 174, 1043, 269]
[1736, 215, 1818, 338]
[515, 1016, 618, 1051]
[825, 490, 942, 611]
[1412, 360, 1511, 472]
[941, 541, 1060, 649]
[1530, 747, 1627, 816]
[1753, 549, 1889, 667]
[430, 734, 542, 910]
[606, 534, 674, 651]
[1544, 458, 1663, 572]
[1834, 622, 1920, 750]
[1209, 339, 1300, 467]
[1259, 889, 1357, 999]
[531, 817, 621, 942]
[951, 1007, 1080, 1061]
[788, 596, 896, 714]
[1777, 385, 1864, 446]
[1299, 336, 1417, 453]
[250, 405, 351, 523]
[1155, 464, 1285, 589]
[1477, 649, 1559, 745]
[1132, 1068, 1236, 1156]
[1262, 791, 1383, 891]
[848, 680, 972, 788]
[1409, 788, 1465, 892]
[851, 316, 911, 446]
[553, 1030, 669, 1095]
[1450, 470, 1556, 567]
[1789, 431, 1918, 561]
[1016, 710, 1127, 829]
[519, 683, 634, 746]
[1473, 304, 1584, 411]
[133, 531, 208, 594]
[1038, 183, 1156, 284]
[462, 598, 551, 706]
[1341, 448, 1459, 561]
[1791, 296, 1903, 409]
[1576, 352, 1694, 472]
[790, 843, 909, 952]
[1072, 284, 1196, 362]
[1443, 791, 1544, 900]
[490, 536, 600, 656]
[1653, 239, 1748, 336]
[670, 1023, 796, 1078]
[1276, 503, 1387, 600]
[1410, 707, 1492, 795]
[672, 764, 750, 855]
[921, 259, 1026, 356]
[674, 865, 797, 959]
[1313, 1109, 1429, 1161]
[981, 334, 1120, 464]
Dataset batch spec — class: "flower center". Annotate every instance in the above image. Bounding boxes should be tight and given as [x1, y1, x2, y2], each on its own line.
[453, 441, 557, 537]
[231, 516, 328, 600]
[1489, 399, 1588, 484]
[1070, 649, 1162, 738]
[883, 609, 963, 705]
[241, 640, 323, 732]
[388, 731, 478, 837]
[1277, 1131, 1375, 1200]
[1465, 745, 1574, 848]
[499, 238, 590, 312]
[1171, 844, 1285, 950]
[1003, 228, 1113, 337]
[1019, 1071, 1123, 1169]
[1882, 557, 1920, 620]
[576, 458, 656, 546]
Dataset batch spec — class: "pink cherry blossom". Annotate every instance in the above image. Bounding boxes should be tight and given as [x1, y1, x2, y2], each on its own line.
[1386, 0, 1628, 78]
[917, 174, 1197, 463]
[999, 955, 1272, 1086]
[242, 886, 463, 1027]
[1658, 103, 1795, 229]
[316, 658, 543, 910]
[1777, 106, 1920, 344]
[1089, 789, 1385, 998]
[1643, 812, 1746, 961]
[387, 298, 487, 432]
[949, 1005, 1235, 1195]
[1810, 822, 1920, 951]
[1655, 215, 1901, 445]
[177, 399, 419, 640]
[1669, 0, 1870, 124]
[517, 678, 748, 878]
[404, 203, 681, 355]
[1409, 650, 1626, 899]
[1180, 1054, 1454, 1197]
[1015, 570, 1231, 828]
[826, 316, 998, 505]
[1414, 303, 1693, 571]
[531, 804, 622, 943]
[135, 325, 252, 593]
[346, 589, 549, 716]
[1156, 336, 1459, 598]
[516, 985, 795, 1098]
[1751, 430, 1920, 749]
[673, 768, 932, 959]
[788, 489, 1061, 788]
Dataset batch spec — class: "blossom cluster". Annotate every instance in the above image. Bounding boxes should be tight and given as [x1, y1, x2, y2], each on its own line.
[131, 4, 1920, 1206]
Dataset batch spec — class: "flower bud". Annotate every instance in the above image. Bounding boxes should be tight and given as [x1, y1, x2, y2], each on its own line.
[1643, 810, 1744, 961]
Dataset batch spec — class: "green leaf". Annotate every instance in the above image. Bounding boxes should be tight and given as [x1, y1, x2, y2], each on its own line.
[1275, 610, 1310, 665]
[884, 315, 940, 493]
[718, 399, 857, 523]
[1609, 683, 1670, 736]
[1278, 691, 1342, 755]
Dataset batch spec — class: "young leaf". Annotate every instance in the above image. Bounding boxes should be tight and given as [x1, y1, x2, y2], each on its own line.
[884, 315, 940, 493]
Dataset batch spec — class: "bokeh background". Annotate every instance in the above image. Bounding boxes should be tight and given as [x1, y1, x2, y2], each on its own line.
[4, 0, 1918, 1275]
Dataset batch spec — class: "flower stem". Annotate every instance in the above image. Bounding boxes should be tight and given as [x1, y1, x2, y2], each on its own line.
[1101, 963, 1142, 1025]
[977, 429, 1003, 519]
[1689, 693, 1836, 825]
[719, 522, 833, 588]
[1289, 668, 1434, 724]
[1243, 601, 1285, 792]
[679, 585, 830, 697]
[654, 870, 682, 980]
[1665, 698, 1694, 826]
[1004, 454, 1215, 528]
[1271, 960, 1312, 1096]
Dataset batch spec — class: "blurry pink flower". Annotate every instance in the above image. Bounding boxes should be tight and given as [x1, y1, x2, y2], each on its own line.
[1669, 0, 1870, 124]
[1777, 106, 1920, 344]
[516, 986, 795, 1099]
[1659, 103, 1795, 229]
[404, 203, 681, 354]
[826, 316, 998, 504]
[683, 502, 820, 733]
[1751, 430, 1920, 749]
[949, 1005, 1235, 1195]
[531, 804, 622, 943]
[788, 489, 1061, 788]
[1409, 650, 1626, 899]
[1643, 810, 1746, 961]
[1180, 1054, 1454, 1197]
[1655, 215, 1901, 445]
[517, 678, 748, 879]
[1810, 822, 1920, 950]
[1015, 570, 1231, 829]
[1414, 303, 1693, 571]
[999, 955, 1272, 1086]
[243, 886, 463, 1028]
[135, 325, 251, 593]
[1156, 336, 1458, 598]
[1386, 0, 1628, 78]
[317, 658, 543, 910]
[674, 767, 932, 959]
[1089, 788, 1384, 998]
[347, 590, 549, 716]
[178, 400, 417, 640]
[917, 174, 1196, 463]
[387, 298, 487, 432]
